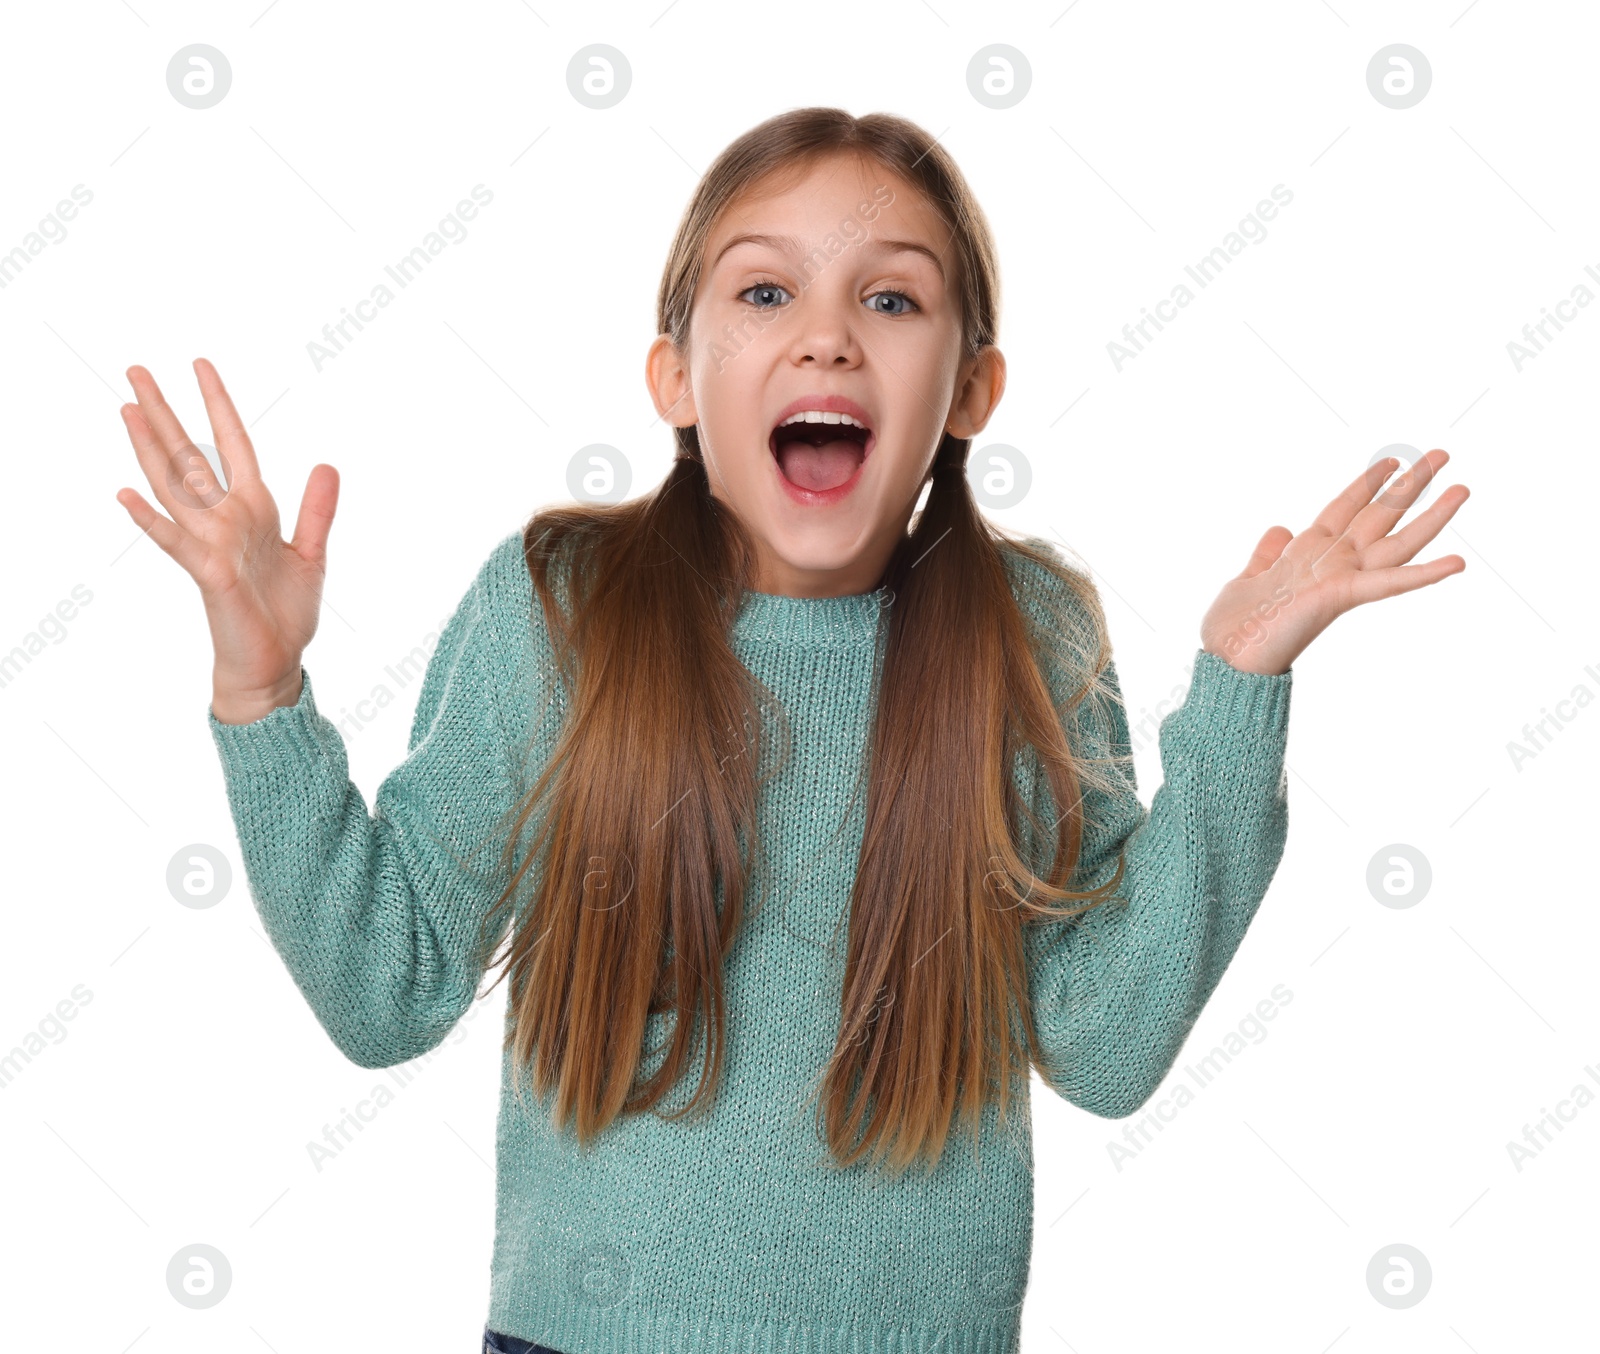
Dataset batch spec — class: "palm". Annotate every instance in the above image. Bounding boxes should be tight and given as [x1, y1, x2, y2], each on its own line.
[1200, 450, 1470, 676]
[115, 359, 340, 697]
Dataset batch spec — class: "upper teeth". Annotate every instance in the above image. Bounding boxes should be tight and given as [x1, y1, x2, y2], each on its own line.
[777, 410, 867, 429]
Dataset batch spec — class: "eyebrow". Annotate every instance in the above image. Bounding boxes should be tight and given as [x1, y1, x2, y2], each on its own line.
[710, 231, 946, 283]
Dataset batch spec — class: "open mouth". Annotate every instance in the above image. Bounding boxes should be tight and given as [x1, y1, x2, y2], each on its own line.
[768, 411, 874, 493]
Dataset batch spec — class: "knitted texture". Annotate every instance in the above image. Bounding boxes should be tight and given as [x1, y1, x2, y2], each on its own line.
[207, 529, 1292, 1354]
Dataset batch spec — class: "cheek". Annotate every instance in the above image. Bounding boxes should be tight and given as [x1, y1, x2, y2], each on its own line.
[885, 329, 961, 399]
[692, 323, 760, 389]
[696, 406, 768, 481]
[692, 359, 774, 448]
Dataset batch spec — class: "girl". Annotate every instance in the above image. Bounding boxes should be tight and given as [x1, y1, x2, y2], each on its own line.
[114, 108, 1468, 1354]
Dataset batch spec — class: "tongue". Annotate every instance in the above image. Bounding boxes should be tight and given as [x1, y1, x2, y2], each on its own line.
[778, 438, 862, 491]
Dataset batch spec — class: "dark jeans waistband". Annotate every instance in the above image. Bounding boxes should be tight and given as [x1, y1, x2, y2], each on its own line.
[483, 1326, 564, 1354]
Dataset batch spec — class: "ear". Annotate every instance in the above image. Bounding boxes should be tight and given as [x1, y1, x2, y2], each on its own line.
[944, 344, 1006, 440]
[645, 333, 699, 428]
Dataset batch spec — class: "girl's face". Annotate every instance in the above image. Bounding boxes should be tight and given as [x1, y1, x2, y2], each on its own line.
[646, 151, 1005, 598]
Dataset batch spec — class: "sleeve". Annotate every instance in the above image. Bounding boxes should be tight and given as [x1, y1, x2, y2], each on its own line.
[205, 538, 526, 1069]
[1017, 552, 1293, 1119]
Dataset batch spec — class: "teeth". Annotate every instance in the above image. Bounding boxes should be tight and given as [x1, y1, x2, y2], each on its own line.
[777, 410, 868, 430]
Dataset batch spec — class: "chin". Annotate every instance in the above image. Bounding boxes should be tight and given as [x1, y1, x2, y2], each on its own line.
[758, 520, 875, 580]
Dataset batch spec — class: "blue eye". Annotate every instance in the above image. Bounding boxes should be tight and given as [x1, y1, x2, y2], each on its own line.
[736, 280, 922, 315]
[738, 280, 792, 309]
[866, 289, 918, 316]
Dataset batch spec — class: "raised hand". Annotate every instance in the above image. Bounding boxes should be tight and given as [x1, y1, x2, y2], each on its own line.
[1200, 449, 1470, 676]
[115, 358, 341, 724]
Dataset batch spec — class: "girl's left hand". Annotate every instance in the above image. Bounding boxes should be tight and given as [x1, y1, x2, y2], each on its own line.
[1199, 449, 1470, 677]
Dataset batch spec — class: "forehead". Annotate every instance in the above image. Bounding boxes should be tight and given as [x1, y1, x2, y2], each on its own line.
[704, 152, 950, 266]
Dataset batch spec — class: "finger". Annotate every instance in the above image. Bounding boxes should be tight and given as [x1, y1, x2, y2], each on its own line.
[120, 402, 196, 522]
[1348, 449, 1450, 552]
[1362, 484, 1471, 571]
[1346, 553, 1466, 608]
[289, 463, 340, 564]
[114, 485, 208, 580]
[1306, 456, 1403, 542]
[192, 357, 263, 488]
[1237, 525, 1292, 579]
[126, 365, 197, 458]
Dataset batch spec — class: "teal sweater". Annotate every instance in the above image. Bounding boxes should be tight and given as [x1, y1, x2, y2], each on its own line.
[207, 528, 1292, 1353]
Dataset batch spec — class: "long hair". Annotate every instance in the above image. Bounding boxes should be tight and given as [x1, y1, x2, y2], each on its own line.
[470, 107, 1130, 1176]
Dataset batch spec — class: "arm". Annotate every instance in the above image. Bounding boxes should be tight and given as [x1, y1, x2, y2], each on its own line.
[1018, 438, 1470, 1116]
[1015, 555, 1293, 1119]
[207, 535, 528, 1069]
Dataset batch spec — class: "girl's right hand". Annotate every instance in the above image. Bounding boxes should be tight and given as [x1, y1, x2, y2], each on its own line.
[115, 358, 340, 726]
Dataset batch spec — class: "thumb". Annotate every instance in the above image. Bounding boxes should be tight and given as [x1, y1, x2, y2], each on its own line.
[1238, 525, 1293, 579]
[291, 463, 340, 565]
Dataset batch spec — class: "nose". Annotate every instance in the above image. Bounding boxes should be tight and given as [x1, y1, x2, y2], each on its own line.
[787, 287, 862, 368]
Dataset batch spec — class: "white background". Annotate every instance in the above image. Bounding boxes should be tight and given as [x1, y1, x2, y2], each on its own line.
[1, 0, 1595, 1350]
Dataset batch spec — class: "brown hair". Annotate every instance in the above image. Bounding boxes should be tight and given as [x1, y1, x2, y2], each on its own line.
[472, 107, 1128, 1176]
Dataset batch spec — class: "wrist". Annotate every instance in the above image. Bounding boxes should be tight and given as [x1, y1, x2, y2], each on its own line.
[211, 668, 304, 725]
[1202, 645, 1290, 678]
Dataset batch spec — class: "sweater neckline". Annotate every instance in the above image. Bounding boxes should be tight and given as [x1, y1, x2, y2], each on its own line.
[729, 585, 893, 650]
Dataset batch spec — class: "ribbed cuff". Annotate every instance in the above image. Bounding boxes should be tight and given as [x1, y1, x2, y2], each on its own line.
[1161, 648, 1293, 799]
[206, 666, 334, 778]
[1185, 647, 1293, 731]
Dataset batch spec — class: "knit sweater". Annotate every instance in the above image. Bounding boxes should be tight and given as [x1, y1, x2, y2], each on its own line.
[206, 527, 1293, 1354]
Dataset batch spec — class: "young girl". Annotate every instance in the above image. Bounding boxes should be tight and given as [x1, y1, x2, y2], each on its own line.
[115, 108, 1468, 1354]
